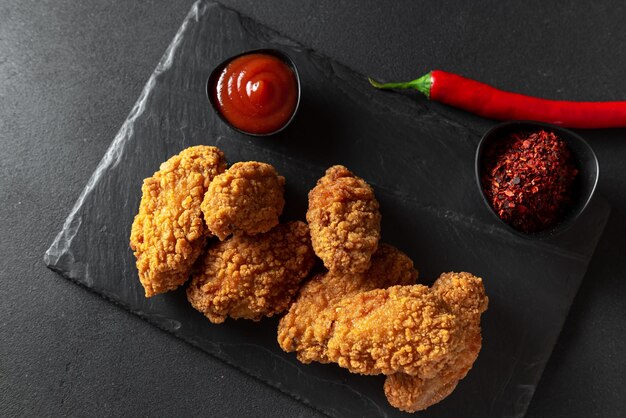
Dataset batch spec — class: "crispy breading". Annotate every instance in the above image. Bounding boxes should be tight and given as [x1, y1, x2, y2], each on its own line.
[279, 265, 487, 412]
[277, 244, 418, 363]
[306, 165, 381, 274]
[321, 273, 486, 377]
[130, 146, 226, 297]
[383, 272, 487, 412]
[318, 285, 462, 376]
[202, 161, 285, 240]
[187, 221, 315, 323]
[383, 372, 460, 413]
[383, 328, 481, 412]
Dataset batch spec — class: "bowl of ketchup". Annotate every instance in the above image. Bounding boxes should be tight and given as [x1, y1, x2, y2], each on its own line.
[207, 49, 301, 136]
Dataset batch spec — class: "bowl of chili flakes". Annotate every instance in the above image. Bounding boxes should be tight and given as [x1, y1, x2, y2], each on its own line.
[475, 121, 599, 238]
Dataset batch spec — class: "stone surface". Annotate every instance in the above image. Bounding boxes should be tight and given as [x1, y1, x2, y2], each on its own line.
[43, 3, 609, 416]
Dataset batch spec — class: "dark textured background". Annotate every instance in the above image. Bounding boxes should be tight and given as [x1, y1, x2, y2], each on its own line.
[1, 1, 625, 416]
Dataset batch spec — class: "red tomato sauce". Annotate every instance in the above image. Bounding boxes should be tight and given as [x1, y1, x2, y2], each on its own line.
[213, 53, 298, 135]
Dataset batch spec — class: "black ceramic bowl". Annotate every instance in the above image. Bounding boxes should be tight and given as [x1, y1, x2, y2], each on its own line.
[206, 48, 301, 137]
[475, 121, 599, 239]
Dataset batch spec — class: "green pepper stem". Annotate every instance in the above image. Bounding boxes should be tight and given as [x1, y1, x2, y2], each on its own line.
[368, 72, 432, 99]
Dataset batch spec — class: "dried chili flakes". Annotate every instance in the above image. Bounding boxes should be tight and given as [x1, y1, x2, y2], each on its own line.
[481, 130, 578, 233]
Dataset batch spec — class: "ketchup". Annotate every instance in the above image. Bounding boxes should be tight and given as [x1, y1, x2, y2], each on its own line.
[213, 53, 298, 135]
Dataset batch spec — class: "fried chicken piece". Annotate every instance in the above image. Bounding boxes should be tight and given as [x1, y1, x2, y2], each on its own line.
[316, 285, 459, 376]
[383, 371, 462, 413]
[187, 221, 315, 323]
[383, 332, 481, 412]
[306, 165, 381, 274]
[202, 161, 285, 240]
[281, 269, 487, 411]
[277, 244, 418, 363]
[384, 272, 487, 412]
[130, 146, 226, 297]
[320, 273, 486, 377]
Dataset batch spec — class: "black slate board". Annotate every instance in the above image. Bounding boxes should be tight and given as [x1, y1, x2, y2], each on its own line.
[44, 2, 610, 417]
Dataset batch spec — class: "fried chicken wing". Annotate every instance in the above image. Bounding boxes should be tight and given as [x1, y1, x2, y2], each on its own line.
[187, 221, 315, 323]
[384, 272, 487, 412]
[130, 146, 226, 297]
[306, 165, 381, 274]
[277, 244, 418, 363]
[202, 161, 285, 240]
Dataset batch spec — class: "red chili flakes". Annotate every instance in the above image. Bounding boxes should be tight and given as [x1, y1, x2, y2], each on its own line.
[481, 130, 579, 233]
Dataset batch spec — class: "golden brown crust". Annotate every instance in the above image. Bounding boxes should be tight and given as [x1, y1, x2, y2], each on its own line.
[384, 326, 481, 412]
[321, 285, 462, 376]
[202, 161, 285, 240]
[187, 221, 315, 323]
[323, 273, 487, 377]
[279, 265, 487, 412]
[129, 146, 226, 297]
[383, 272, 487, 412]
[383, 373, 459, 413]
[306, 165, 381, 274]
[432, 272, 490, 320]
[277, 244, 418, 363]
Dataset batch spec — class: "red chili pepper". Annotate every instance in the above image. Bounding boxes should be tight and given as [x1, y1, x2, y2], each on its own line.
[369, 70, 626, 129]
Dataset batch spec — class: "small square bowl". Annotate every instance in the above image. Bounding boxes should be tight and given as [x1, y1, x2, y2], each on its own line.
[475, 121, 599, 239]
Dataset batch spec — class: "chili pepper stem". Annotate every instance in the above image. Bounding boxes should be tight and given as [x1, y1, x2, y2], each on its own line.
[368, 72, 432, 99]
